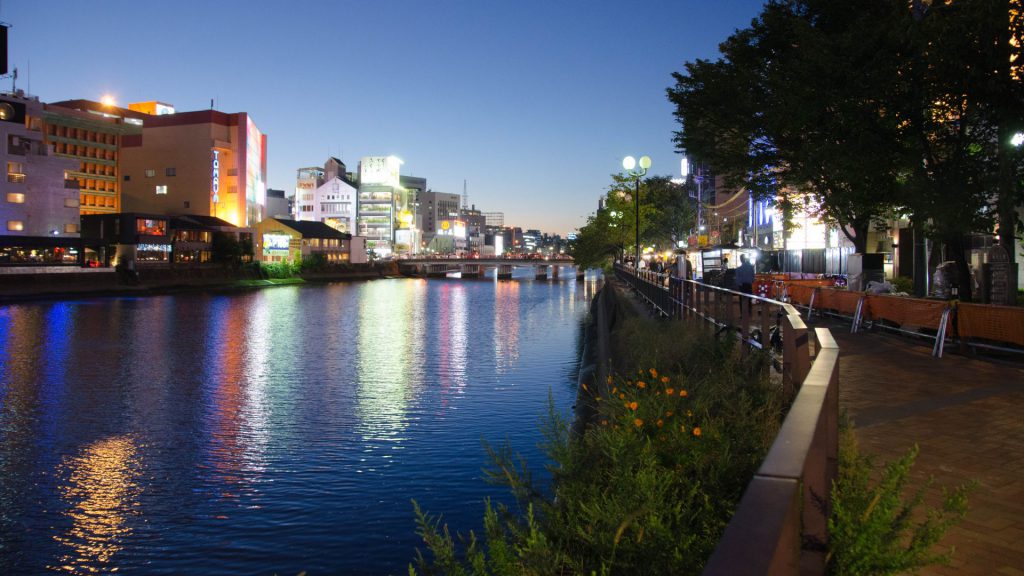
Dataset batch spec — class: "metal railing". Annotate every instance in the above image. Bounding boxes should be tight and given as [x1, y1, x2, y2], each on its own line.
[614, 264, 839, 574]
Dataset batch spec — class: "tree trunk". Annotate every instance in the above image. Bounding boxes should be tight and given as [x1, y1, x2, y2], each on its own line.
[913, 219, 928, 297]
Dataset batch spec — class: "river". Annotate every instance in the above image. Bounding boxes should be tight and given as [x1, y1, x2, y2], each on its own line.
[0, 269, 598, 574]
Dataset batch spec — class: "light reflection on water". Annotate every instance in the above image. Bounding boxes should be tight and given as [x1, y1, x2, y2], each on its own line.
[0, 271, 601, 574]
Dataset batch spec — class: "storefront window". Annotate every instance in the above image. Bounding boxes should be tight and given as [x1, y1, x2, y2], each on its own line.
[136, 218, 167, 236]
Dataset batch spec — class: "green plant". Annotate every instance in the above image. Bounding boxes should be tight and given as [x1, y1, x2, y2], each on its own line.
[411, 318, 786, 575]
[827, 423, 974, 575]
[890, 276, 914, 294]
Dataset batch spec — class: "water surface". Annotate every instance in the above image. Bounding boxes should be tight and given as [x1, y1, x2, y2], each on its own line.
[0, 271, 597, 574]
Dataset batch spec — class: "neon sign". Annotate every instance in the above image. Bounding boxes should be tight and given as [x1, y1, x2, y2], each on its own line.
[211, 150, 220, 204]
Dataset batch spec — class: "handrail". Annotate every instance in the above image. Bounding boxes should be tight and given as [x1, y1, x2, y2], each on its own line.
[613, 264, 839, 575]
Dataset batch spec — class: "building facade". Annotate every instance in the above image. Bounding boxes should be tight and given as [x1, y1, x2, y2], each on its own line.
[119, 108, 267, 228]
[1, 92, 82, 264]
[356, 156, 417, 257]
[255, 218, 361, 264]
[43, 99, 144, 215]
[294, 158, 358, 233]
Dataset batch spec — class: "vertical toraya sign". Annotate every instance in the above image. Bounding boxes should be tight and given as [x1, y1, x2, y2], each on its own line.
[211, 149, 220, 207]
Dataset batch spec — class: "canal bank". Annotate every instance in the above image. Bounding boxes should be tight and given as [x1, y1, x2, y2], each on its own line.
[0, 261, 401, 303]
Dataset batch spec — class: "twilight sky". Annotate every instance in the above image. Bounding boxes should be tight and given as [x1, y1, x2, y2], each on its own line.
[3, 0, 765, 235]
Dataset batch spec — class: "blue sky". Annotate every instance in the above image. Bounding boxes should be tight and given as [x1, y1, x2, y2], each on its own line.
[4, 0, 766, 235]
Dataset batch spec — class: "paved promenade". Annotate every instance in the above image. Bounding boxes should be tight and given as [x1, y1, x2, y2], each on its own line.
[825, 322, 1024, 575]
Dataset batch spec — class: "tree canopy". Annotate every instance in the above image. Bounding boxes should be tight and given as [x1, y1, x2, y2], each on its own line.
[667, 0, 1023, 295]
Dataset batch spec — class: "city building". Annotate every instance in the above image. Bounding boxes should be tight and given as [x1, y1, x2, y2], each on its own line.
[43, 99, 144, 215]
[255, 218, 364, 264]
[483, 211, 504, 227]
[356, 156, 420, 257]
[1, 92, 83, 264]
[294, 158, 358, 233]
[80, 212, 252, 266]
[118, 106, 267, 228]
[265, 188, 290, 220]
[418, 190, 461, 247]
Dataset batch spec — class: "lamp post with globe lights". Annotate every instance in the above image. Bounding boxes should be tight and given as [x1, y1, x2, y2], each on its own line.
[622, 155, 651, 278]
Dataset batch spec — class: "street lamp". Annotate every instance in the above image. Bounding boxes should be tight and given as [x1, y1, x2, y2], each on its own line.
[622, 155, 651, 276]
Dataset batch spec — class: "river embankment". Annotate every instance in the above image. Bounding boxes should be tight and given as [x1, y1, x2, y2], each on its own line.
[0, 261, 400, 303]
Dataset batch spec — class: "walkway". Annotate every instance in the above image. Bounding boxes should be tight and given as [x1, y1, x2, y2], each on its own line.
[825, 321, 1024, 575]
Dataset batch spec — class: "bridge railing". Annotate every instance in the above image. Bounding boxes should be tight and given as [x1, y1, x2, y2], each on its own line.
[614, 264, 839, 575]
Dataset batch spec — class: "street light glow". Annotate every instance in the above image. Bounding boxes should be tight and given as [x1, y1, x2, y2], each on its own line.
[100, 94, 116, 107]
[622, 156, 636, 171]
[638, 155, 651, 170]
[1012, 132, 1024, 147]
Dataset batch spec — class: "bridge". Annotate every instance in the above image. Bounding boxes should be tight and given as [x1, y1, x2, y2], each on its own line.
[397, 257, 581, 280]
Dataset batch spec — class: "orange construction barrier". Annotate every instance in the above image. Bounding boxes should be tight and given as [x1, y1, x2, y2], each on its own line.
[786, 284, 817, 306]
[865, 294, 950, 332]
[957, 303, 1024, 347]
[815, 288, 862, 316]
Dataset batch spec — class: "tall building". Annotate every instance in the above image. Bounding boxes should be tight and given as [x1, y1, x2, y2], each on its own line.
[43, 99, 144, 215]
[295, 158, 358, 233]
[119, 107, 267, 227]
[265, 188, 290, 220]
[483, 211, 504, 227]
[356, 156, 422, 256]
[418, 190, 461, 244]
[1, 92, 82, 263]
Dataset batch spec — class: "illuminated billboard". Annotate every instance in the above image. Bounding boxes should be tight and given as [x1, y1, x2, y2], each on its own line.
[437, 220, 467, 239]
[263, 233, 290, 254]
[360, 156, 402, 186]
[246, 117, 266, 211]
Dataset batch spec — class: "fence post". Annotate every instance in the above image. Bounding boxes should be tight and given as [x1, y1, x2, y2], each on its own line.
[782, 312, 810, 395]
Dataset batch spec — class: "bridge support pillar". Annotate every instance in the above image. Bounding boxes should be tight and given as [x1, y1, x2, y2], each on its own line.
[426, 263, 447, 278]
[498, 264, 513, 280]
[550, 265, 559, 280]
[535, 264, 548, 280]
[461, 264, 481, 278]
[576, 267, 585, 281]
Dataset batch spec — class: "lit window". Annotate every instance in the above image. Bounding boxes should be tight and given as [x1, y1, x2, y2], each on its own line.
[6, 192, 25, 203]
[145, 169, 155, 177]
[7, 161, 25, 183]
[64, 197, 79, 208]
[64, 223, 78, 233]
[7, 220, 24, 231]
[156, 185, 168, 195]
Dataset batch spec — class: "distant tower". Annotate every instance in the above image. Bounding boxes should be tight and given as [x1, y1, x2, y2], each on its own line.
[462, 179, 468, 210]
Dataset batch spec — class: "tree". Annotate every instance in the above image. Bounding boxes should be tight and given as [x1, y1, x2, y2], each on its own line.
[210, 232, 242, 266]
[644, 176, 697, 250]
[668, 0, 910, 255]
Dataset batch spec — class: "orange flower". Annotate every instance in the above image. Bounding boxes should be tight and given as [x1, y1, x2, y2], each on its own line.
[601, 420, 608, 426]
[666, 388, 675, 395]
[649, 368, 658, 378]
[665, 411, 674, 417]
[634, 418, 644, 428]
[686, 410, 692, 417]
[607, 375, 613, 384]
[581, 383, 588, 391]
[693, 427, 702, 437]
[680, 389, 688, 397]
[629, 401, 638, 411]
[656, 419, 664, 428]
[637, 381, 646, 389]
[612, 387, 618, 394]
[660, 376, 670, 384]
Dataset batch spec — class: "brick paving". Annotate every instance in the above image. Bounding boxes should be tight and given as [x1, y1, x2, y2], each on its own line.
[821, 320, 1024, 575]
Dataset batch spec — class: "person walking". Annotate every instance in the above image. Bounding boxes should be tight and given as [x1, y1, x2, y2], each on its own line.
[736, 254, 755, 295]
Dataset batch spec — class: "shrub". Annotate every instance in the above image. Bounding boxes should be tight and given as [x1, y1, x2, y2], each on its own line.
[891, 276, 914, 294]
[827, 422, 973, 575]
